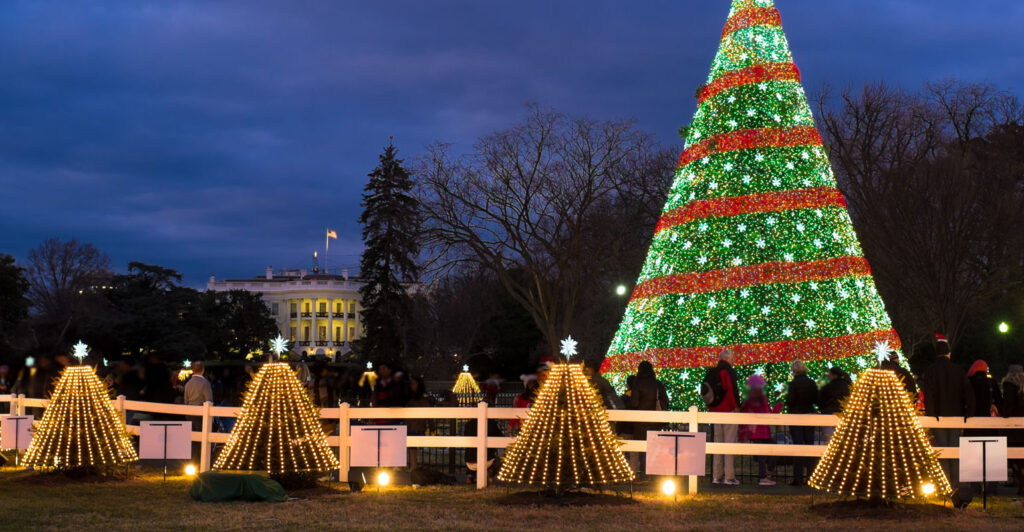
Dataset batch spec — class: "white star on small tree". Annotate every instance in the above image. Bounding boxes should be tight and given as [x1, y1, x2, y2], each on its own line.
[560, 336, 579, 360]
[269, 334, 289, 358]
[72, 341, 89, 363]
[873, 341, 891, 365]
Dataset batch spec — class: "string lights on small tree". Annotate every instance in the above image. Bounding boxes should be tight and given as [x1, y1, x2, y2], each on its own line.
[213, 336, 338, 480]
[23, 341, 137, 472]
[809, 368, 950, 500]
[452, 365, 481, 405]
[498, 336, 634, 491]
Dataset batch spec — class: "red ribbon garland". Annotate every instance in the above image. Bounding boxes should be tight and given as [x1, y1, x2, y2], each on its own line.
[698, 62, 801, 105]
[630, 256, 872, 301]
[721, 7, 782, 40]
[601, 329, 901, 373]
[656, 187, 847, 234]
[677, 126, 823, 169]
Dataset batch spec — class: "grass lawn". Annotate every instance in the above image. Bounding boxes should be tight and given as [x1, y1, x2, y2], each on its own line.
[1, 467, 1023, 531]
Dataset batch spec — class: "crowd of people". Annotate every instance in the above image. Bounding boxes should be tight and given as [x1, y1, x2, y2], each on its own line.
[604, 335, 1024, 498]
[3, 337, 1022, 497]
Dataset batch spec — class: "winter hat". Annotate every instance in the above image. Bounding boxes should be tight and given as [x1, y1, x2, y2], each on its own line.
[520, 373, 538, 386]
[746, 374, 766, 389]
[968, 360, 988, 377]
[935, 333, 950, 356]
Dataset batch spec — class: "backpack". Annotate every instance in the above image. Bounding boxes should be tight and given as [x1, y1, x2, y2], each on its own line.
[701, 367, 726, 407]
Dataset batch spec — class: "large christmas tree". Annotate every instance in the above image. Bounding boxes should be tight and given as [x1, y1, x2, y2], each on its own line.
[602, 0, 900, 408]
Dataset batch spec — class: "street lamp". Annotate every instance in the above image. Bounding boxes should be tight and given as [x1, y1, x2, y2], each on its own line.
[615, 284, 628, 296]
[998, 322, 1009, 334]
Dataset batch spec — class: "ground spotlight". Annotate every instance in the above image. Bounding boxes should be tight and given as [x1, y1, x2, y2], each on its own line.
[184, 464, 197, 476]
[661, 478, 677, 496]
[377, 471, 391, 487]
[921, 482, 935, 496]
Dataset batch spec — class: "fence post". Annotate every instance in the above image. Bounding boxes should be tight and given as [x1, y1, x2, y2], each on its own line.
[476, 401, 488, 489]
[687, 405, 699, 495]
[200, 401, 212, 472]
[16, 394, 25, 416]
[338, 402, 350, 483]
[115, 395, 126, 424]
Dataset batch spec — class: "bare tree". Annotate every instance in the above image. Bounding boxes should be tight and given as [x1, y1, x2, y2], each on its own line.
[816, 81, 1024, 350]
[25, 237, 112, 346]
[418, 105, 674, 358]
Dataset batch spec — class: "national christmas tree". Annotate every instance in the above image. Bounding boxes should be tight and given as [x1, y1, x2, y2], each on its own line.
[499, 337, 634, 489]
[214, 339, 337, 475]
[810, 368, 950, 499]
[601, 0, 900, 407]
[23, 342, 137, 470]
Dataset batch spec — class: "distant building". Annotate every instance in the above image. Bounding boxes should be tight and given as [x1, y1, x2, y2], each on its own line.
[207, 267, 364, 359]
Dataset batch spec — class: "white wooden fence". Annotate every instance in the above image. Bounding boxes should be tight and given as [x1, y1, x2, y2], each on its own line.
[3, 393, 1023, 493]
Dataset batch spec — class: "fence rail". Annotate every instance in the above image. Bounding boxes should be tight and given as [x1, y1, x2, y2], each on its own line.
[3, 393, 1023, 492]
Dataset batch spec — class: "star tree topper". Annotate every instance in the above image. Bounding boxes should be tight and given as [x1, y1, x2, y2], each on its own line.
[874, 341, 892, 364]
[560, 335, 578, 360]
[270, 334, 289, 358]
[72, 340, 89, 362]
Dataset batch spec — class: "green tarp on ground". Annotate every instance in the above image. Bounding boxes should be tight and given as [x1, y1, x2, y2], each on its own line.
[188, 472, 287, 502]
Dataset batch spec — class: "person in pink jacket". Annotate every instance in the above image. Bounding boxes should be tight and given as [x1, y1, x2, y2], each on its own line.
[740, 375, 778, 486]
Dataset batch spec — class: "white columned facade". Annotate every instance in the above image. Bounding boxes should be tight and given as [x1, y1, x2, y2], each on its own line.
[206, 267, 415, 358]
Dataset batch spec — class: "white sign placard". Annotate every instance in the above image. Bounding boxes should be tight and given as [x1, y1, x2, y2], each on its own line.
[645, 431, 706, 476]
[139, 421, 192, 460]
[0, 415, 34, 450]
[959, 436, 1008, 483]
[350, 425, 407, 467]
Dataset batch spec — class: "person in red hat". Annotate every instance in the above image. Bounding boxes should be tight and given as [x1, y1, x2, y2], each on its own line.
[919, 333, 975, 505]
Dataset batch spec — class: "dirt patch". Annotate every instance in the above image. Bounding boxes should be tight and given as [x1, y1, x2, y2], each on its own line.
[284, 483, 347, 500]
[495, 489, 640, 507]
[812, 498, 958, 520]
[11, 468, 135, 485]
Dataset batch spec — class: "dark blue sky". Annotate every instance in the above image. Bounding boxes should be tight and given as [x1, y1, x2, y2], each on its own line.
[1, 0, 1021, 287]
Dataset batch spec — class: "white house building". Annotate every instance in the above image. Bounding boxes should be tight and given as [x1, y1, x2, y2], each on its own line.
[207, 267, 364, 358]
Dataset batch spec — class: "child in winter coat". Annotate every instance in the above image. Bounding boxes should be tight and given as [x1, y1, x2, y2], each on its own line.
[740, 375, 778, 486]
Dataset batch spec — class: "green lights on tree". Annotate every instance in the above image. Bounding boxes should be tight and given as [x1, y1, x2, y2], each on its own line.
[601, 0, 901, 408]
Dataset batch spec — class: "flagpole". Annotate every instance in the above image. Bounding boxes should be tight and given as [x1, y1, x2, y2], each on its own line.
[325, 229, 330, 275]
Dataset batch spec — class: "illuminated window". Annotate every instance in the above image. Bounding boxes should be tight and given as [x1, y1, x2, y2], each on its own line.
[318, 301, 326, 313]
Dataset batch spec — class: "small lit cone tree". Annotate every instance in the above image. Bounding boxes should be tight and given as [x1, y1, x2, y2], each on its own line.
[213, 336, 338, 481]
[809, 368, 951, 500]
[601, 0, 902, 407]
[498, 337, 634, 491]
[452, 365, 482, 405]
[23, 341, 137, 471]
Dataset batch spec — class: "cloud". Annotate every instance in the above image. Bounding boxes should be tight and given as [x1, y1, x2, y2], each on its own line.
[0, 0, 1019, 286]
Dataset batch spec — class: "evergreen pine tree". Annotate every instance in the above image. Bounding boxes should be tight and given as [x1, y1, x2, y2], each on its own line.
[358, 141, 421, 364]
